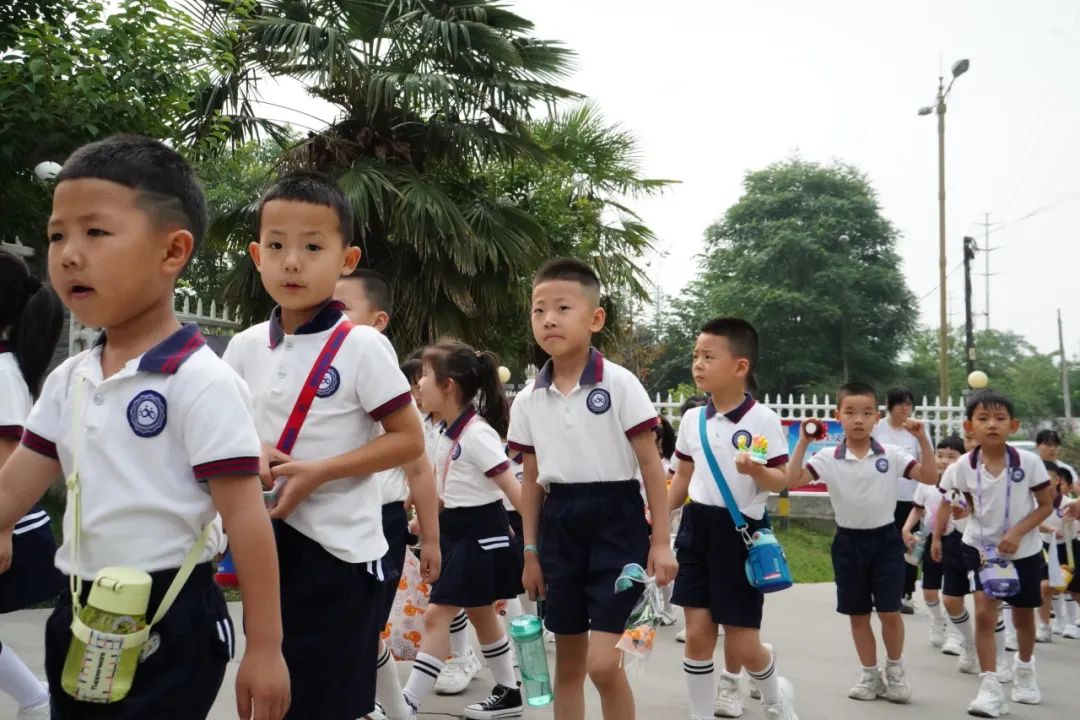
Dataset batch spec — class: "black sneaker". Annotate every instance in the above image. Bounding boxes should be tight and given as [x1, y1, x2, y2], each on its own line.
[900, 595, 915, 615]
[463, 684, 524, 719]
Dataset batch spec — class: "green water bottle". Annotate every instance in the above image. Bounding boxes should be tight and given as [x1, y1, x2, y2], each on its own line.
[61, 567, 152, 702]
[508, 614, 553, 707]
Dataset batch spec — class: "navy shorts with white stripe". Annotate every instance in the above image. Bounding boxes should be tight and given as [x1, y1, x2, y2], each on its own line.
[429, 501, 524, 608]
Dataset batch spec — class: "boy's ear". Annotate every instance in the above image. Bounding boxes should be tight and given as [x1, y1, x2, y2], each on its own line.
[830, 408, 839, 419]
[1009, 418, 1021, 434]
[342, 245, 361, 274]
[249, 241, 262, 270]
[963, 419, 974, 435]
[373, 311, 390, 333]
[590, 305, 606, 333]
[161, 229, 194, 277]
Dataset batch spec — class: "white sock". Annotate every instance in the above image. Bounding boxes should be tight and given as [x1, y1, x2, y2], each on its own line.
[1003, 604, 1016, 635]
[1051, 595, 1065, 624]
[747, 648, 781, 704]
[449, 610, 469, 657]
[480, 636, 517, 689]
[995, 617, 1006, 657]
[1066, 595, 1079, 625]
[375, 643, 412, 720]
[683, 658, 715, 717]
[926, 599, 945, 622]
[949, 610, 976, 649]
[0, 643, 47, 709]
[502, 597, 524, 621]
[402, 652, 445, 711]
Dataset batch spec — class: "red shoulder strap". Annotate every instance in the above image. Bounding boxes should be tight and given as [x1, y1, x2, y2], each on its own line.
[276, 321, 353, 455]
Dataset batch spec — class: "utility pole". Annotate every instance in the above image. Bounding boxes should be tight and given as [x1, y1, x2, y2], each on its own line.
[963, 236, 977, 374]
[979, 212, 1002, 331]
[1060, 309, 1073, 421]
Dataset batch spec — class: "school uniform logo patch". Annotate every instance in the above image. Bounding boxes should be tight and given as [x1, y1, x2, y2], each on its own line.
[731, 429, 753, 449]
[316, 366, 340, 398]
[1010, 467, 1025, 483]
[452, 444, 462, 460]
[875, 458, 890, 473]
[127, 390, 167, 438]
[586, 388, 611, 414]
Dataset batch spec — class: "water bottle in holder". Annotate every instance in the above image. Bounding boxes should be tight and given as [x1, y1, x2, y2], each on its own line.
[508, 614, 553, 707]
[904, 526, 930, 566]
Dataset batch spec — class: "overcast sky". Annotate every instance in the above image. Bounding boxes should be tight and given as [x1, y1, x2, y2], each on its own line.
[272, 0, 1080, 356]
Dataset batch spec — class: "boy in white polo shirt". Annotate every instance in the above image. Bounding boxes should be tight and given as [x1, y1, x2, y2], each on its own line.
[510, 258, 677, 720]
[667, 317, 797, 720]
[225, 172, 424, 720]
[789, 382, 936, 705]
[0, 135, 289, 719]
[940, 391, 1054, 717]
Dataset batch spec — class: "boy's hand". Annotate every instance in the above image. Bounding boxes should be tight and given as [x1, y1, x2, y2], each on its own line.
[420, 544, 442, 584]
[734, 452, 756, 477]
[408, 516, 421, 538]
[997, 529, 1021, 556]
[902, 530, 916, 549]
[267, 460, 326, 519]
[259, 443, 292, 490]
[0, 528, 12, 575]
[648, 542, 678, 587]
[903, 419, 928, 439]
[235, 647, 290, 720]
[522, 553, 545, 602]
[930, 539, 943, 563]
[951, 504, 969, 520]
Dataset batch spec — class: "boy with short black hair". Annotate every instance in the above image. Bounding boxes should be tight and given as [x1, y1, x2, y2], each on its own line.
[667, 317, 797, 720]
[510, 258, 677, 720]
[939, 390, 1054, 716]
[225, 171, 425, 720]
[1036, 429, 1076, 483]
[790, 382, 936, 704]
[0, 134, 290, 719]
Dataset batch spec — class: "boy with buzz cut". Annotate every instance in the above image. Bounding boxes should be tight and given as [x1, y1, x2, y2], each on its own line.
[667, 318, 798, 720]
[939, 391, 1054, 717]
[510, 258, 678, 720]
[789, 382, 937, 705]
[334, 268, 442, 720]
[224, 172, 425, 720]
[0, 134, 290, 719]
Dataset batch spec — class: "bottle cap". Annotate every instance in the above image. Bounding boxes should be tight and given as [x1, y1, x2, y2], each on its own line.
[86, 567, 153, 618]
[508, 614, 544, 642]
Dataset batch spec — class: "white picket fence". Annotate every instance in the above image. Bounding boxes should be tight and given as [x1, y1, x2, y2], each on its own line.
[654, 392, 966, 441]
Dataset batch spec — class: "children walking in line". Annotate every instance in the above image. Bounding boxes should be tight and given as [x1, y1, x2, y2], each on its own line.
[789, 382, 937, 704]
[1036, 462, 1078, 640]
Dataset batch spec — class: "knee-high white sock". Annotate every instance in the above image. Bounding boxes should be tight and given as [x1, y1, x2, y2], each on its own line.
[995, 617, 1006, 657]
[1051, 594, 1065, 624]
[402, 652, 445, 711]
[0, 643, 47, 709]
[375, 642, 412, 720]
[480, 636, 517, 689]
[747, 648, 781, 705]
[926, 599, 945, 622]
[1066, 595, 1079, 625]
[949, 610, 976, 649]
[502, 597, 524, 621]
[449, 610, 469, 658]
[683, 658, 715, 718]
[1003, 604, 1016, 635]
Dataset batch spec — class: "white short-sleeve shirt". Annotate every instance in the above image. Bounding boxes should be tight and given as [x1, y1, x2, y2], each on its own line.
[937, 461, 969, 533]
[673, 396, 789, 521]
[507, 349, 658, 487]
[435, 408, 511, 509]
[423, 413, 445, 468]
[503, 449, 524, 511]
[806, 439, 918, 529]
[913, 481, 948, 534]
[0, 345, 53, 537]
[940, 446, 1050, 560]
[21, 325, 261, 579]
[223, 302, 412, 564]
[871, 422, 921, 503]
[377, 403, 424, 505]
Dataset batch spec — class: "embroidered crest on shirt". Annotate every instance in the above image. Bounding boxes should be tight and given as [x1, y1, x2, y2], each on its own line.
[731, 429, 753, 449]
[875, 457, 890, 473]
[586, 388, 611, 414]
[452, 444, 462, 461]
[127, 390, 167, 438]
[316, 366, 340, 398]
[1010, 467, 1025, 483]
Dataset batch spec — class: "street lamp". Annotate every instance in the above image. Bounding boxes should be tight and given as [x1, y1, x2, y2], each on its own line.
[919, 57, 970, 403]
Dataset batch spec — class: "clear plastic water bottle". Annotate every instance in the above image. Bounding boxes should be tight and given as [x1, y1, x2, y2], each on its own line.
[904, 526, 930, 566]
[508, 614, 553, 707]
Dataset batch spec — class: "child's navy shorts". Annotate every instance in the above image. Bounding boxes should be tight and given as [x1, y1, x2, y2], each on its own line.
[275, 519, 384, 719]
[961, 544, 1044, 608]
[672, 502, 768, 628]
[921, 535, 944, 591]
[430, 501, 523, 608]
[539, 480, 649, 635]
[507, 508, 524, 562]
[831, 523, 906, 615]
[0, 504, 64, 613]
[940, 530, 973, 597]
[44, 563, 232, 719]
[377, 501, 412, 631]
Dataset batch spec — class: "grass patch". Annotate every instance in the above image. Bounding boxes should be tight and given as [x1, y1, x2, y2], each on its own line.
[774, 520, 834, 583]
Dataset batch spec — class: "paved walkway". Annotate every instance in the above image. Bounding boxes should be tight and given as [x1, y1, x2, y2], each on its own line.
[3, 583, 1077, 718]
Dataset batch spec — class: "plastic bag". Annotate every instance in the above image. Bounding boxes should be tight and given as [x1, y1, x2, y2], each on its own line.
[384, 550, 430, 661]
[1047, 541, 1067, 592]
[613, 563, 662, 673]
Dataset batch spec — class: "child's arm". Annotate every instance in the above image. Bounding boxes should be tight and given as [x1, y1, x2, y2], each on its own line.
[931, 499, 950, 562]
[668, 459, 692, 514]
[904, 420, 938, 484]
[492, 469, 522, 514]
[402, 454, 441, 583]
[788, 420, 816, 487]
[901, 505, 925, 548]
[0, 442, 58, 535]
[0, 437, 36, 575]
[734, 453, 789, 493]
[998, 484, 1055, 555]
[631, 431, 678, 586]
[209, 475, 290, 720]
[269, 405, 424, 520]
[519, 454, 545, 601]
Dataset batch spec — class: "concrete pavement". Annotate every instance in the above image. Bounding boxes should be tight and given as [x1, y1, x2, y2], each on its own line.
[3, 583, 1078, 719]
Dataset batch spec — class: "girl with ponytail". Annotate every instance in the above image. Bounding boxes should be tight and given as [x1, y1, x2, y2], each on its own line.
[0, 248, 64, 717]
[399, 340, 526, 719]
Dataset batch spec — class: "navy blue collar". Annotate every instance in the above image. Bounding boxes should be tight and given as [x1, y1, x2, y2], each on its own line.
[0, 340, 9, 354]
[445, 407, 477, 441]
[268, 300, 346, 349]
[968, 445, 1021, 470]
[834, 437, 886, 459]
[704, 393, 755, 422]
[533, 347, 604, 390]
[93, 323, 205, 374]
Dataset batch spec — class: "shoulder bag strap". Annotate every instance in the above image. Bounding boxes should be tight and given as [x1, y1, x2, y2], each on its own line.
[697, 408, 751, 541]
[275, 321, 353, 455]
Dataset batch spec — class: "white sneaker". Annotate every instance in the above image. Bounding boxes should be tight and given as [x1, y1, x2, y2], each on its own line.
[884, 663, 911, 704]
[713, 673, 744, 718]
[1050, 618, 1065, 636]
[848, 668, 886, 701]
[434, 647, 482, 695]
[929, 620, 946, 648]
[15, 681, 49, 720]
[942, 633, 964, 656]
[748, 642, 774, 700]
[1010, 661, 1040, 705]
[1062, 624, 1080, 639]
[994, 655, 1012, 684]
[1004, 632, 1018, 652]
[761, 677, 798, 720]
[968, 674, 1008, 718]
[958, 647, 979, 674]
[1035, 624, 1051, 643]
[676, 627, 687, 643]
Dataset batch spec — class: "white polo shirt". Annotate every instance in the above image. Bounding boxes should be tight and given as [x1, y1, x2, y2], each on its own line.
[503, 450, 524, 512]
[939, 445, 1050, 560]
[507, 349, 658, 487]
[673, 396, 789, 521]
[377, 403, 424, 506]
[435, 408, 510, 509]
[223, 302, 412, 564]
[913, 482, 949, 534]
[937, 462, 969, 534]
[1041, 493, 1074, 543]
[21, 325, 261, 579]
[806, 439, 917, 529]
[871, 421, 921, 503]
[423, 413, 444, 468]
[1, 345, 54, 539]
